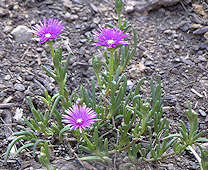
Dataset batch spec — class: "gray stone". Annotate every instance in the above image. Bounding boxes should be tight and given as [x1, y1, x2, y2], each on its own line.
[11, 25, 33, 42]
[90, 3, 98, 13]
[127, 80, 134, 91]
[198, 56, 207, 62]
[64, 13, 79, 21]
[0, 7, 9, 17]
[62, 0, 72, 8]
[164, 29, 175, 34]
[174, 44, 180, 50]
[144, 60, 154, 66]
[126, 0, 136, 13]
[199, 109, 206, 117]
[93, 17, 100, 24]
[14, 83, 25, 92]
[4, 75, 11, 80]
[133, 0, 179, 13]
[193, 26, 208, 35]
[3, 25, 13, 33]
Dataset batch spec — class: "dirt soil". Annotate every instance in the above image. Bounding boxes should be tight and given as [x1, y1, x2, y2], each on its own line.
[0, 0, 208, 169]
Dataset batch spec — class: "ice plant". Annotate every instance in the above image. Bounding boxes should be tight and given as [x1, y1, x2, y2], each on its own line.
[62, 105, 97, 132]
[33, 18, 64, 43]
[94, 27, 128, 48]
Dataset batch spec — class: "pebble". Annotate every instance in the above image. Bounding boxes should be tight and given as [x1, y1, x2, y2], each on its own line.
[144, 60, 154, 66]
[127, 80, 134, 91]
[93, 17, 100, 24]
[198, 56, 207, 62]
[164, 29, 175, 34]
[11, 25, 33, 42]
[178, 21, 191, 32]
[14, 83, 25, 92]
[3, 25, 13, 33]
[62, 0, 72, 8]
[25, 75, 34, 81]
[167, 164, 174, 170]
[173, 58, 181, 63]
[90, 3, 98, 13]
[181, 58, 194, 66]
[4, 75, 11, 80]
[0, 7, 9, 17]
[64, 12, 71, 21]
[174, 44, 180, 50]
[205, 115, 208, 122]
[134, 0, 179, 12]
[126, 0, 136, 13]
[193, 26, 208, 35]
[199, 42, 208, 50]
[67, 14, 79, 21]
[199, 109, 206, 117]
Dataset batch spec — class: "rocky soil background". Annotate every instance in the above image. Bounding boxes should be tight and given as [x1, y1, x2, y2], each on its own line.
[0, 0, 208, 169]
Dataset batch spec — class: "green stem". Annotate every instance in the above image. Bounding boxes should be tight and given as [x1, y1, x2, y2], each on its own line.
[109, 49, 114, 82]
[142, 152, 176, 162]
[108, 137, 140, 154]
[118, 13, 121, 29]
[188, 145, 203, 170]
[46, 165, 50, 170]
[48, 41, 67, 108]
[95, 72, 102, 88]
[48, 41, 55, 59]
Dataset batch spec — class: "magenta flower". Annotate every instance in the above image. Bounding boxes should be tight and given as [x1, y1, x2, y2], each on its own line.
[62, 105, 97, 132]
[94, 27, 128, 48]
[33, 18, 64, 44]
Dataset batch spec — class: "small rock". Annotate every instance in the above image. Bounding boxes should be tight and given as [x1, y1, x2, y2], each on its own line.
[64, 12, 71, 21]
[0, 7, 9, 17]
[65, 13, 78, 21]
[204, 32, 208, 40]
[25, 75, 33, 81]
[126, 0, 136, 13]
[167, 164, 174, 170]
[181, 58, 194, 66]
[127, 80, 134, 91]
[14, 83, 25, 92]
[80, 39, 87, 43]
[3, 26, 13, 33]
[198, 56, 207, 62]
[14, 107, 23, 121]
[62, 0, 72, 8]
[144, 60, 153, 66]
[199, 42, 208, 50]
[174, 44, 180, 50]
[24, 0, 36, 8]
[190, 23, 203, 29]
[199, 109, 206, 117]
[164, 29, 175, 34]
[14, 91, 25, 101]
[173, 58, 181, 63]
[205, 115, 208, 122]
[135, 0, 179, 13]
[193, 26, 208, 35]
[4, 75, 11, 80]
[90, 3, 98, 13]
[11, 25, 33, 42]
[179, 23, 191, 32]
[93, 17, 100, 24]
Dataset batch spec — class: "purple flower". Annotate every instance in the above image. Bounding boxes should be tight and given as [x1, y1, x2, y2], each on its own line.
[33, 18, 64, 44]
[94, 27, 128, 48]
[62, 105, 97, 132]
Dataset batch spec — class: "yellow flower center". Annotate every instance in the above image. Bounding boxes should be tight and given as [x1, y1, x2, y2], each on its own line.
[107, 40, 115, 44]
[76, 118, 83, 123]
[45, 33, 51, 38]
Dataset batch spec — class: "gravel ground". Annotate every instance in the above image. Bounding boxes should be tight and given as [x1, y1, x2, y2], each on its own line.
[0, 0, 207, 169]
